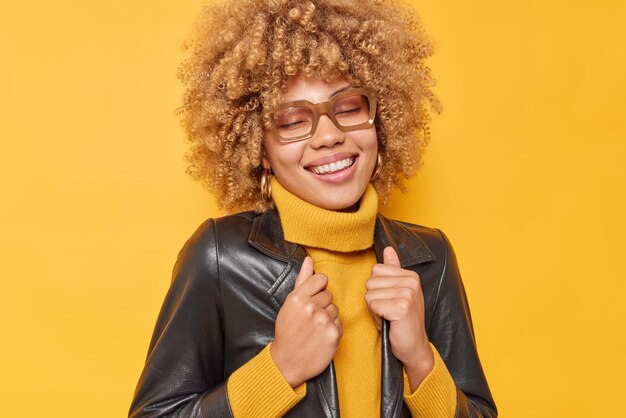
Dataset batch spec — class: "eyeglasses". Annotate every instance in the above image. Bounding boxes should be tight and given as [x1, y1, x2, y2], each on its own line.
[269, 87, 378, 143]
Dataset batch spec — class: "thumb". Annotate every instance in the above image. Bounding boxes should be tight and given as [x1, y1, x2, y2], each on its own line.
[294, 256, 314, 287]
[383, 246, 401, 267]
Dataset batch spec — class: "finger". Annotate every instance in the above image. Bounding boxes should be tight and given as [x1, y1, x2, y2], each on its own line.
[334, 317, 343, 338]
[366, 275, 421, 291]
[365, 287, 416, 303]
[369, 298, 412, 322]
[383, 246, 401, 267]
[365, 302, 382, 331]
[298, 273, 329, 297]
[311, 289, 333, 308]
[371, 263, 413, 278]
[325, 303, 339, 320]
[373, 316, 382, 331]
[294, 257, 314, 287]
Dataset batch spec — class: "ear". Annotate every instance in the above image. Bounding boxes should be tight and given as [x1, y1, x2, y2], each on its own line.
[261, 147, 271, 170]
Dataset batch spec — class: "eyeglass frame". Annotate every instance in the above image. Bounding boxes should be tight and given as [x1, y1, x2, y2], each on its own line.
[268, 87, 378, 143]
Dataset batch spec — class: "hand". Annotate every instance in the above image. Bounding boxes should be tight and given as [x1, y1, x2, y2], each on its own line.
[271, 257, 343, 388]
[365, 246, 434, 387]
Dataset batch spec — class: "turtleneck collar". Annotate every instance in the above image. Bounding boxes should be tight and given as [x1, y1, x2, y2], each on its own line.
[270, 177, 378, 252]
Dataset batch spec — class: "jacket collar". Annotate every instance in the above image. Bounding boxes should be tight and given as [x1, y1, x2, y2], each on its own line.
[248, 208, 436, 418]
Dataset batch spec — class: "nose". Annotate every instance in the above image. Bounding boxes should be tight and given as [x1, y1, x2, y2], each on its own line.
[309, 114, 346, 149]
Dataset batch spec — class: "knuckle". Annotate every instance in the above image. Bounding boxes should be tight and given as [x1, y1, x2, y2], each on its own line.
[335, 317, 342, 328]
[289, 293, 303, 305]
[370, 299, 380, 312]
[402, 288, 414, 299]
[398, 300, 410, 313]
[313, 311, 329, 325]
[328, 324, 341, 343]
[314, 273, 328, 283]
[304, 301, 316, 315]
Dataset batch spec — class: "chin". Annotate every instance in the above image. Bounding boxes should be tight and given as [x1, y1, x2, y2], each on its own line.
[315, 195, 361, 212]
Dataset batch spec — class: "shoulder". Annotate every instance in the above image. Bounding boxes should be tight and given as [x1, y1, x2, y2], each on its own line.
[172, 211, 260, 278]
[385, 217, 447, 245]
[182, 211, 259, 250]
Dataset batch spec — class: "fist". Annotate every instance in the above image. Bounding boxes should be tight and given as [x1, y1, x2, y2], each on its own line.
[365, 246, 432, 368]
[271, 257, 343, 387]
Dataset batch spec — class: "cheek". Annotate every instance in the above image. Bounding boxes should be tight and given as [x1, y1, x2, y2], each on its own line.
[360, 132, 379, 172]
[356, 131, 378, 157]
[369, 131, 379, 151]
[356, 128, 378, 149]
[263, 139, 306, 172]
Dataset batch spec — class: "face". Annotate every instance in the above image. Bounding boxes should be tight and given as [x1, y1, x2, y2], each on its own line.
[262, 75, 378, 211]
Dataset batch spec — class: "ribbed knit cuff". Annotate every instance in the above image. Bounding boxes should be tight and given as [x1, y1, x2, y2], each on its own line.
[226, 342, 307, 417]
[403, 342, 457, 418]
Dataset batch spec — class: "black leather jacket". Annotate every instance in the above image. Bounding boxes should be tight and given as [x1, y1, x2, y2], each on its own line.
[129, 209, 497, 417]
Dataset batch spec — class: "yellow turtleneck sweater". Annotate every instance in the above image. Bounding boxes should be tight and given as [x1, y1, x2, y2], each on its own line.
[226, 178, 457, 417]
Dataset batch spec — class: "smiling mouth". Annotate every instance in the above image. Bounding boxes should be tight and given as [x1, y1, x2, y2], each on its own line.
[307, 157, 356, 175]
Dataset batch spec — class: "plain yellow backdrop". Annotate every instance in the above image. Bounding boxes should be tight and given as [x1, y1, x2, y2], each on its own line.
[1, 0, 624, 416]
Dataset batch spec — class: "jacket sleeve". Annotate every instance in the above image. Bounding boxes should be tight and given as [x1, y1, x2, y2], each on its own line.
[129, 219, 234, 418]
[428, 229, 498, 418]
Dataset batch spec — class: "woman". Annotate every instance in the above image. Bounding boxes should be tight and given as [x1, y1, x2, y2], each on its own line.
[129, 0, 497, 417]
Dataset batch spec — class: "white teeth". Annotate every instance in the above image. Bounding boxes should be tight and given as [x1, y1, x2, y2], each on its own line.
[309, 157, 355, 175]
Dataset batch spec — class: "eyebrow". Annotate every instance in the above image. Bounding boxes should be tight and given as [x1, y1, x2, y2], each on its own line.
[279, 85, 354, 106]
[330, 85, 352, 98]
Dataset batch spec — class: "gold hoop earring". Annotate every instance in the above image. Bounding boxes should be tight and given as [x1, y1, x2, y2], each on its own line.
[260, 167, 273, 201]
[370, 153, 382, 181]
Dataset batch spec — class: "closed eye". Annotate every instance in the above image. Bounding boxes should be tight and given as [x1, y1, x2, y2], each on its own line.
[278, 120, 307, 129]
[336, 107, 361, 115]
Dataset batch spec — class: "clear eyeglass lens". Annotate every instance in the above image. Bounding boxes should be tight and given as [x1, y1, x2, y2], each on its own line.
[274, 93, 372, 140]
[273, 106, 314, 139]
[333, 94, 370, 127]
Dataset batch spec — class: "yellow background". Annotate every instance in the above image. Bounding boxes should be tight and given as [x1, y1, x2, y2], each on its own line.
[1, 0, 624, 416]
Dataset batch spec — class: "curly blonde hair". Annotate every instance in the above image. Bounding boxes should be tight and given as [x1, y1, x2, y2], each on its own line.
[176, 0, 440, 212]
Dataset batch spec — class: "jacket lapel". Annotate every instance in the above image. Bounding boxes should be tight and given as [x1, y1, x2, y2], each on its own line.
[248, 209, 303, 309]
[373, 213, 436, 267]
[248, 209, 341, 417]
[374, 214, 436, 418]
[248, 210, 436, 418]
